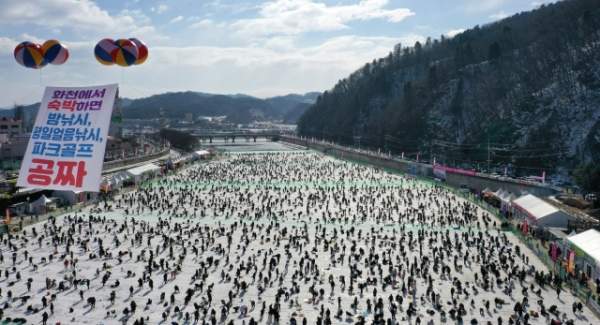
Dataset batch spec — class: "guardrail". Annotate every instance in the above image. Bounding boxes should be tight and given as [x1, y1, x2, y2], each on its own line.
[281, 135, 561, 195]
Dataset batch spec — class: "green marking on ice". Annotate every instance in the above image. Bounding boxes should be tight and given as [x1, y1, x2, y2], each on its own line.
[139, 178, 415, 190]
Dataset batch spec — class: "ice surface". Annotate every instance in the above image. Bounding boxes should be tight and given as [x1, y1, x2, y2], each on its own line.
[0, 152, 596, 325]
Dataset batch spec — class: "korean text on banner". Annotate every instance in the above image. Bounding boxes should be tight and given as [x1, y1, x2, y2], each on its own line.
[17, 84, 118, 192]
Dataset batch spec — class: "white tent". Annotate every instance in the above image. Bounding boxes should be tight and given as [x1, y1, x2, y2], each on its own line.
[14, 187, 43, 198]
[52, 190, 98, 205]
[30, 195, 54, 214]
[567, 229, 600, 278]
[496, 189, 516, 207]
[193, 150, 210, 159]
[102, 171, 132, 190]
[486, 189, 516, 212]
[512, 194, 573, 227]
[126, 163, 160, 183]
[568, 229, 600, 264]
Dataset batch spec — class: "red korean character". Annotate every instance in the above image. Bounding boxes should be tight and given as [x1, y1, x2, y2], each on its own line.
[62, 100, 76, 112]
[27, 158, 54, 186]
[47, 100, 61, 110]
[53, 161, 87, 187]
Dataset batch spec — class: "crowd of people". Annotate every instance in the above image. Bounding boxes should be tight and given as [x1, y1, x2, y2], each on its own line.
[0, 152, 595, 324]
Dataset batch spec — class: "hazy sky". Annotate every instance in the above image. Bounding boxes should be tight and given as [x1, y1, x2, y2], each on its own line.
[0, 0, 557, 107]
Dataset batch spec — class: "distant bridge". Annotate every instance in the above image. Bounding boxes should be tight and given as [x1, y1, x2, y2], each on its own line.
[191, 130, 283, 143]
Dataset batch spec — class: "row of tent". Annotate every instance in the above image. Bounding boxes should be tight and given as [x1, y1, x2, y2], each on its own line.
[483, 188, 600, 280]
[564, 229, 600, 280]
[546, 228, 600, 283]
[483, 188, 575, 228]
[9, 149, 215, 217]
[101, 163, 161, 192]
[101, 151, 212, 191]
[9, 162, 164, 215]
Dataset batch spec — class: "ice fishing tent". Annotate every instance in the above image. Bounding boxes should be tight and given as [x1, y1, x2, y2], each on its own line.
[566, 229, 600, 279]
[512, 194, 574, 228]
[126, 163, 161, 183]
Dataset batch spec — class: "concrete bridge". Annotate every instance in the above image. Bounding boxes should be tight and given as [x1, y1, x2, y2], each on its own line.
[192, 131, 283, 144]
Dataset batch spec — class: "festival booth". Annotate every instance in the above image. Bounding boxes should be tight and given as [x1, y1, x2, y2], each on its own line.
[512, 194, 574, 229]
[29, 195, 57, 214]
[52, 190, 99, 205]
[494, 189, 517, 214]
[13, 187, 45, 198]
[101, 172, 131, 192]
[566, 229, 600, 280]
[482, 188, 501, 208]
[9, 190, 57, 216]
[126, 163, 161, 184]
[173, 155, 193, 168]
[193, 150, 211, 160]
[547, 227, 569, 262]
[8, 202, 29, 216]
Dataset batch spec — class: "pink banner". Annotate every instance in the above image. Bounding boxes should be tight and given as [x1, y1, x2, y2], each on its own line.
[435, 165, 477, 176]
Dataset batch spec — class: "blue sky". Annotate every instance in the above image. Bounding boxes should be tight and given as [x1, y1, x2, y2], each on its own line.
[0, 0, 557, 107]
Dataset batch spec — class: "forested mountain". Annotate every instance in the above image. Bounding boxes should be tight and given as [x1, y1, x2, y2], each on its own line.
[298, 0, 600, 179]
[265, 92, 320, 123]
[0, 91, 318, 126]
[122, 91, 317, 123]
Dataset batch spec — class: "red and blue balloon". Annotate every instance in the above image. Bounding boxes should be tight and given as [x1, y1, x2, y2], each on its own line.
[94, 38, 148, 67]
[13, 38, 148, 68]
[14, 42, 46, 69]
[94, 38, 118, 66]
[14, 40, 69, 69]
[42, 40, 69, 65]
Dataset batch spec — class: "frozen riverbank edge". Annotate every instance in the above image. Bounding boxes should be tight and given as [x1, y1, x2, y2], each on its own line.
[287, 141, 600, 320]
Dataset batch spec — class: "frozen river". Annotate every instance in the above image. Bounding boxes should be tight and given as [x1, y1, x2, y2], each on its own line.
[0, 148, 597, 325]
[202, 138, 305, 153]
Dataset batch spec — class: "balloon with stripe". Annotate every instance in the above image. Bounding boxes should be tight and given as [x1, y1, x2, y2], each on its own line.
[42, 40, 69, 65]
[112, 39, 138, 67]
[14, 42, 47, 69]
[129, 38, 148, 65]
[94, 38, 117, 65]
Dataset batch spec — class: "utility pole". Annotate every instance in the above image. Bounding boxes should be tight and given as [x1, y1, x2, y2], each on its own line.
[384, 135, 388, 153]
[353, 132, 361, 150]
[429, 139, 433, 164]
[487, 136, 491, 173]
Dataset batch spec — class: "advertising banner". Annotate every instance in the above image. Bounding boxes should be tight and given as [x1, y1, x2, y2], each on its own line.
[433, 165, 447, 180]
[439, 165, 477, 176]
[17, 84, 118, 192]
[567, 250, 575, 274]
